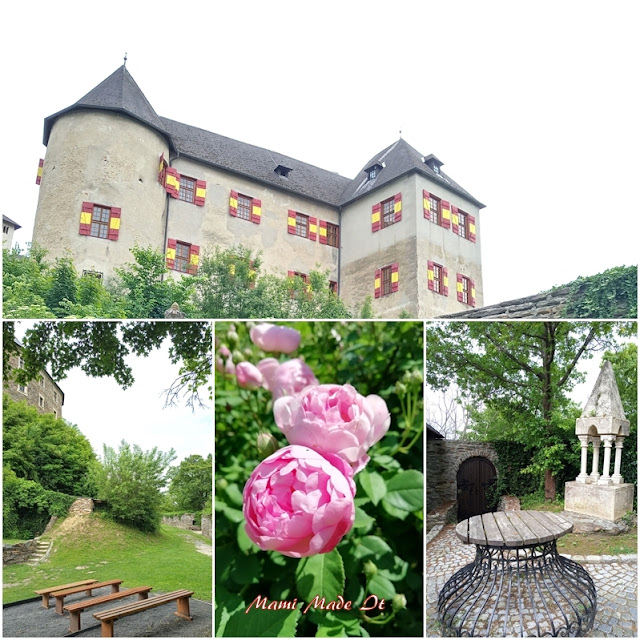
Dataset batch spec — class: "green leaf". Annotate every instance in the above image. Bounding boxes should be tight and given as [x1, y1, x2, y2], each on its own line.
[366, 573, 396, 600]
[380, 500, 409, 520]
[295, 548, 345, 603]
[381, 470, 423, 512]
[224, 602, 301, 637]
[237, 521, 260, 554]
[231, 553, 260, 585]
[316, 624, 348, 637]
[215, 502, 244, 523]
[215, 585, 244, 637]
[358, 470, 386, 506]
[353, 506, 375, 530]
[225, 482, 244, 507]
[352, 535, 392, 561]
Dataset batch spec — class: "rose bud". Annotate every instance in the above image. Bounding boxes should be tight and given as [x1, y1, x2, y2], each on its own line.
[250, 323, 301, 354]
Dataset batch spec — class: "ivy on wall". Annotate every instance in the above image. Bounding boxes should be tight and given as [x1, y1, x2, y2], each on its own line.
[562, 265, 637, 319]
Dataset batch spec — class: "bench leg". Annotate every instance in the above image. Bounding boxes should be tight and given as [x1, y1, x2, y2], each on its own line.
[85, 588, 94, 596]
[55, 596, 65, 615]
[41, 594, 50, 608]
[137, 591, 149, 601]
[69, 611, 81, 633]
[110, 584, 120, 593]
[100, 620, 114, 638]
[174, 596, 193, 621]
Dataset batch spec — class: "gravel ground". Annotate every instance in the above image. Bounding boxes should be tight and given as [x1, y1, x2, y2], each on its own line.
[2, 588, 212, 637]
[427, 525, 637, 638]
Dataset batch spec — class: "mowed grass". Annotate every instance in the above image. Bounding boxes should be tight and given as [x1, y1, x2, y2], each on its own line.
[3, 514, 211, 604]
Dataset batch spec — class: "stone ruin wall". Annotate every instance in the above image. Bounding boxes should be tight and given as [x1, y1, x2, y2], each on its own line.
[3, 540, 37, 565]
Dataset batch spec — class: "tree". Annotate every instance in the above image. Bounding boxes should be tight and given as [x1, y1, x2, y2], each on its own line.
[96, 441, 176, 532]
[167, 454, 212, 512]
[3, 393, 98, 495]
[425, 321, 625, 499]
[3, 321, 212, 408]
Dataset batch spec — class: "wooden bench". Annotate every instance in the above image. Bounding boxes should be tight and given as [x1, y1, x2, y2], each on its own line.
[64, 586, 152, 632]
[93, 589, 194, 637]
[34, 579, 98, 609]
[51, 579, 123, 614]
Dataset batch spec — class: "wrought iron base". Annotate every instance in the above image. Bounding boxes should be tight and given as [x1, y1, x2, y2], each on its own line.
[437, 540, 596, 637]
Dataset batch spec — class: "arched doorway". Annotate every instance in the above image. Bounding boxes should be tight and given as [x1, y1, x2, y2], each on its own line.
[457, 456, 497, 521]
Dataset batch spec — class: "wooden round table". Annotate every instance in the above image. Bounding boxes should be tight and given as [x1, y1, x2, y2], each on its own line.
[437, 510, 597, 637]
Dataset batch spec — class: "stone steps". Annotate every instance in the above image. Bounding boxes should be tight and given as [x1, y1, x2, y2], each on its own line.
[26, 540, 52, 566]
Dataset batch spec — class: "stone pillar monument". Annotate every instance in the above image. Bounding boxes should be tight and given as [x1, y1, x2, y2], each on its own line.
[564, 361, 634, 521]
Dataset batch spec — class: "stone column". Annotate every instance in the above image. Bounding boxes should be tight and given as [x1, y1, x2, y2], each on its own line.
[597, 435, 614, 485]
[611, 436, 624, 485]
[589, 436, 600, 483]
[576, 435, 591, 483]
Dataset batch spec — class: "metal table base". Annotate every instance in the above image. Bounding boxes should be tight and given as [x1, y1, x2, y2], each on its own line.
[437, 540, 597, 637]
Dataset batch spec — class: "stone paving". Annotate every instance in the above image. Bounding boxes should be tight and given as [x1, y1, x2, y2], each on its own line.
[427, 525, 637, 638]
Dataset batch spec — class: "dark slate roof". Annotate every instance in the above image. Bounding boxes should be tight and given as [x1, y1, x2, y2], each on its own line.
[42, 67, 483, 209]
[43, 66, 171, 149]
[161, 118, 352, 206]
[2, 215, 21, 230]
[340, 138, 485, 208]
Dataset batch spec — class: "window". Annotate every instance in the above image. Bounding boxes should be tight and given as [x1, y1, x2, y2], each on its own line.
[179, 175, 196, 204]
[79, 202, 121, 240]
[452, 206, 476, 242]
[372, 193, 402, 232]
[53, 391, 59, 403]
[288, 211, 317, 240]
[295, 213, 308, 238]
[237, 194, 252, 221]
[428, 261, 448, 296]
[458, 211, 468, 239]
[82, 270, 103, 281]
[329, 280, 338, 295]
[374, 263, 399, 298]
[275, 165, 292, 178]
[166, 239, 200, 274]
[429, 195, 441, 224]
[39, 395, 45, 409]
[3, 225, 8, 234]
[288, 271, 311, 297]
[365, 163, 382, 181]
[39, 375, 45, 388]
[53, 410, 58, 419]
[326, 223, 339, 248]
[17, 356, 25, 369]
[457, 274, 476, 307]
[18, 384, 27, 394]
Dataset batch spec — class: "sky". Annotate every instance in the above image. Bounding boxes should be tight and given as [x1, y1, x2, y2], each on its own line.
[2, 1, 637, 307]
[12, 322, 213, 466]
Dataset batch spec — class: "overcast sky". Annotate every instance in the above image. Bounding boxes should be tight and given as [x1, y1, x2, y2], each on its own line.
[12, 322, 213, 466]
[2, 1, 638, 306]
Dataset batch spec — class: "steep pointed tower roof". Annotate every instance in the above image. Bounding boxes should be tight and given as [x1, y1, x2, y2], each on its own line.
[339, 137, 485, 208]
[43, 66, 172, 150]
[581, 360, 627, 420]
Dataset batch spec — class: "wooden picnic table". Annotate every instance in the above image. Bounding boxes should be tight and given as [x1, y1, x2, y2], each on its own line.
[438, 510, 597, 637]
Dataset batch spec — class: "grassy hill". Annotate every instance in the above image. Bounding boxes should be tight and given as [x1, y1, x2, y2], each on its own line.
[3, 513, 211, 604]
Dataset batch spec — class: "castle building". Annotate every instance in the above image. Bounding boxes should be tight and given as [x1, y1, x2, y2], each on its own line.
[3, 215, 21, 250]
[32, 66, 485, 317]
[3, 346, 65, 419]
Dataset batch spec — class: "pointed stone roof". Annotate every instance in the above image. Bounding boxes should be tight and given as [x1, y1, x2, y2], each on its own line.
[43, 66, 171, 149]
[339, 138, 485, 208]
[581, 360, 627, 420]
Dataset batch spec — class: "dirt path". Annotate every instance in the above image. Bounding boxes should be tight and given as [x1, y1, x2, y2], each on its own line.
[186, 531, 212, 556]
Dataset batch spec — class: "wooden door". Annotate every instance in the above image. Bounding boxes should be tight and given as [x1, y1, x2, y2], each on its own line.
[457, 457, 497, 521]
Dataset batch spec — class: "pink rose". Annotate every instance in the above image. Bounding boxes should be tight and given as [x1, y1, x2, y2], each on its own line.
[243, 445, 355, 558]
[270, 359, 318, 399]
[273, 384, 390, 474]
[236, 361, 264, 389]
[250, 323, 301, 353]
[256, 357, 280, 390]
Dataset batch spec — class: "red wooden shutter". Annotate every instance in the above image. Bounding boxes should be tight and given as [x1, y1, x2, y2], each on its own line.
[79, 202, 93, 236]
[391, 262, 399, 292]
[371, 203, 381, 232]
[251, 198, 262, 224]
[158, 153, 166, 185]
[319, 220, 327, 245]
[188, 245, 200, 274]
[394, 193, 402, 223]
[423, 189, 430, 219]
[441, 200, 451, 229]
[468, 215, 476, 243]
[229, 190, 238, 216]
[451, 206, 459, 235]
[427, 261, 435, 291]
[374, 269, 381, 298]
[288, 210, 297, 234]
[309, 217, 318, 241]
[166, 239, 177, 269]
[456, 274, 464, 302]
[165, 167, 180, 198]
[471, 279, 476, 307]
[442, 267, 449, 296]
[36, 159, 44, 185]
[194, 180, 206, 207]
[108, 207, 121, 241]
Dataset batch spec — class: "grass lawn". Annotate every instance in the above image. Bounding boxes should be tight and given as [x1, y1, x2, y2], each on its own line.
[3, 539, 28, 545]
[556, 525, 637, 556]
[3, 513, 211, 604]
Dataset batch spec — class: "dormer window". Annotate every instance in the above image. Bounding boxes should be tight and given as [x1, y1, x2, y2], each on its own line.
[423, 154, 444, 175]
[275, 165, 292, 178]
[366, 163, 383, 181]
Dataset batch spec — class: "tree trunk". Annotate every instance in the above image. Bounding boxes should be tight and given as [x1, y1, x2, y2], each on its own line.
[544, 469, 556, 501]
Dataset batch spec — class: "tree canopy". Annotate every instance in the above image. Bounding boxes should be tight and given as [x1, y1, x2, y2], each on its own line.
[167, 454, 212, 512]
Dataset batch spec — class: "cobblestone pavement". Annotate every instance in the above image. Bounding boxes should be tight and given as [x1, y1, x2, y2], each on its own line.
[427, 525, 637, 638]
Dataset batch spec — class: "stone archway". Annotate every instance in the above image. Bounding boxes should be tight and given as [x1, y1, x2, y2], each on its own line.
[456, 456, 497, 521]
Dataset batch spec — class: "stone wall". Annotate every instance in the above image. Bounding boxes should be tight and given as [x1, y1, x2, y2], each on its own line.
[201, 515, 212, 539]
[427, 440, 498, 513]
[162, 514, 197, 530]
[3, 540, 37, 566]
